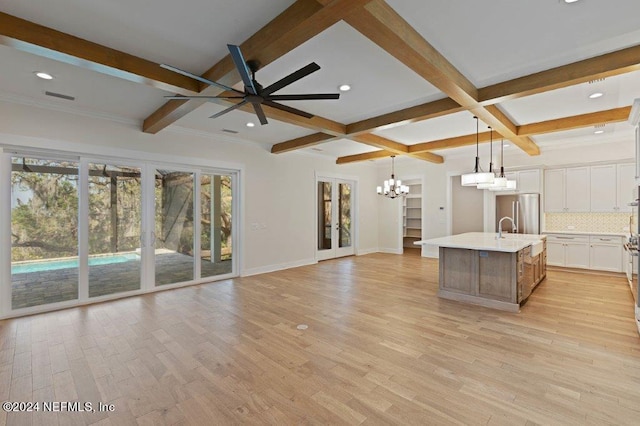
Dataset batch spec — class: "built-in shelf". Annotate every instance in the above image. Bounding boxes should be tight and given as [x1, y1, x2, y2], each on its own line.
[403, 180, 422, 248]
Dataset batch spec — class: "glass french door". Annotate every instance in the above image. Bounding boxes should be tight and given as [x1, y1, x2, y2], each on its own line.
[317, 177, 355, 261]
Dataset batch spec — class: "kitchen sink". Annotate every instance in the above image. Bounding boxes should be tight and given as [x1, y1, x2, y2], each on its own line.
[530, 241, 544, 256]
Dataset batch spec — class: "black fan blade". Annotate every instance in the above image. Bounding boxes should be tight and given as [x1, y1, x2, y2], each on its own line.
[263, 100, 314, 119]
[209, 100, 248, 119]
[165, 95, 245, 100]
[227, 44, 257, 95]
[262, 62, 320, 96]
[252, 103, 268, 125]
[160, 64, 242, 94]
[267, 93, 340, 101]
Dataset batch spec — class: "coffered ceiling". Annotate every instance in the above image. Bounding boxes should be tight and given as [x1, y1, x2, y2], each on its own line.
[1, 0, 639, 165]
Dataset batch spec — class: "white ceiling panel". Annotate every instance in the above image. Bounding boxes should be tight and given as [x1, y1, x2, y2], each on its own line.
[248, 21, 442, 124]
[499, 70, 640, 124]
[388, 0, 640, 87]
[301, 138, 379, 158]
[172, 102, 314, 146]
[374, 110, 480, 145]
[0, 45, 170, 120]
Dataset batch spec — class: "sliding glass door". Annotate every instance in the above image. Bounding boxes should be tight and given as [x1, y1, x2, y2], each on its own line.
[87, 162, 142, 297]
[200, 173, 233, 279]
[10, 156, 79, 309]
[3, 151, 238, 317]
[154, 169, 195, 286]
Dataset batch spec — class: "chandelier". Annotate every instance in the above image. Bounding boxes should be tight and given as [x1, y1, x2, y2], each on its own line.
[376, 155, 409, 199]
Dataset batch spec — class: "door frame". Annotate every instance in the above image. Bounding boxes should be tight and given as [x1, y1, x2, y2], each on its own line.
[315, 172, 358, 261]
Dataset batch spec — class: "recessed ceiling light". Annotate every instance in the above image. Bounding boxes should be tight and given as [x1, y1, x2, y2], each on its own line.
[594, 130, 604, 134]
[246, 122, 255, 128]
[339, 84, 351, 92]
[504, 144, 510, 148]
[564, 0, 580, 3]
[588, 92, 604, 99]
[34, 71, 54, 80]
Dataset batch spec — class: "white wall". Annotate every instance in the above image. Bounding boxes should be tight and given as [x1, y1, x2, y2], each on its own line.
[0, 100, 379, 275]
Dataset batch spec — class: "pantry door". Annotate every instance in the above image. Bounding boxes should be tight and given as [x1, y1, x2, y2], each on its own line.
[316, 177, 355, 261]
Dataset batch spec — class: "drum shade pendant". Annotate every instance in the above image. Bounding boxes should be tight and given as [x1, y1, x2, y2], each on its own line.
[376, 156, 409, 199]
[489, 139, 518, 191]
[461, 116, 495, 186]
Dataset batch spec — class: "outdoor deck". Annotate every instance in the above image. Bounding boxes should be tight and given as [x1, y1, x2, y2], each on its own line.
[11, 252, 232, 309]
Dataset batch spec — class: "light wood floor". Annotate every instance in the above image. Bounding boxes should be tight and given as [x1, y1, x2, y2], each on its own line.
[1, 253, 639, 425]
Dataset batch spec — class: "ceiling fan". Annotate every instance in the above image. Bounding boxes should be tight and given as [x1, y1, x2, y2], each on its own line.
[161, 44, 340, 125]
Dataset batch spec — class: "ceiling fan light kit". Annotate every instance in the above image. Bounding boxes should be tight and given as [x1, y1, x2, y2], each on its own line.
[461, 116, 495, 186]
[161, 44, 340, 125]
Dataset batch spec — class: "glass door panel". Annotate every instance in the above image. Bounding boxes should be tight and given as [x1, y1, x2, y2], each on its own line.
[338, 183, 352, 249]
[88, 163, 142, 297]
[200, 174, 233, 279]
[10, 157, 79, 309]
[318, 181, 332, 252]
[154, 169, 194, 285]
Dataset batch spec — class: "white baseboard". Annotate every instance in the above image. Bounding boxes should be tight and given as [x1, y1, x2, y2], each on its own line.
[241, 258, 317, 277]
[356, 247, 378, 256]
[378, 247, 403, 255]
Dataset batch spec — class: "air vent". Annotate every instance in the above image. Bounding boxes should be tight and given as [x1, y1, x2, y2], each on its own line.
[45, 91, 75, 101]
[588, 78, 605, 84]
[594, 123, 606, 128]
[311, 147, 323, 152]
[221, 129, 238, 134]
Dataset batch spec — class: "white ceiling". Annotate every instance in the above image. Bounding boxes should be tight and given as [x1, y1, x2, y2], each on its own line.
[0, 0, 639, 164]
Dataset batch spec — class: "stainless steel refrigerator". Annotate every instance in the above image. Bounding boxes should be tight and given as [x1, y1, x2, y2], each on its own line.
[495, 193, 540, 234]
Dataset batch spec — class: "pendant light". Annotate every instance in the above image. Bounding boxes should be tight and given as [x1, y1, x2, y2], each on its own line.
[461, 116, 495, 186]
[477, 126, 501, 189]
[376, 155, 409, 199]
[489, 139, 517, 191]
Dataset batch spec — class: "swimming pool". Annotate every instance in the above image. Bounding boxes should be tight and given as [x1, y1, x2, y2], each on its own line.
[12, 253, 140, 274]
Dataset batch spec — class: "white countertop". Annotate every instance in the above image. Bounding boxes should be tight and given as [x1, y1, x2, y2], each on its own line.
[415, 232, 544, 253]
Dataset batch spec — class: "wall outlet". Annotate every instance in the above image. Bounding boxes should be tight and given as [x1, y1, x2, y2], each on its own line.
[567, 225, 575, 230]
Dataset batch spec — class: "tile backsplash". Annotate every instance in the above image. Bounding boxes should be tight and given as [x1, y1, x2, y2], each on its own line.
[544, 212, 632, 233]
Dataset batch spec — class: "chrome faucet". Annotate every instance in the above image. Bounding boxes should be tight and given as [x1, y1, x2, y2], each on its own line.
[497, 216, 515, 239]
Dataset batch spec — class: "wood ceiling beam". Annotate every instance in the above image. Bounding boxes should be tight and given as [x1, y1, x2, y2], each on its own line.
[351, 134, 443, 163]
[271, 132, 336, 154]
[409, 131, 497, 153]
[0, 12, 200, 95]
[409, 106, 632, 153]
[346, 97, 463, 136]
[345, 0, 540, 157]
[517, 106, 632, 136]
[479, 44, 640, 105]
[336, 150, 393, 164]
[143, 0, 373, 134]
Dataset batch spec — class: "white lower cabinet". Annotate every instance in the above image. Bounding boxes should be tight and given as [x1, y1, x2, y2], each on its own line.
[545, 234, 623, 272]
[589, 236, 623, 272]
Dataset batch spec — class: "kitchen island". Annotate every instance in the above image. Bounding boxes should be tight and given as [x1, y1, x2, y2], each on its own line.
[416, 232, 547, 312]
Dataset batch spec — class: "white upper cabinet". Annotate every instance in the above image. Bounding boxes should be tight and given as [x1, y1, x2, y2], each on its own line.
[617, 163, 636, 213]
[544, 167, 590, 212]
[501, 169, 541, 194]
[547, 163, 634, 213]
[590, 164, 617, 212]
